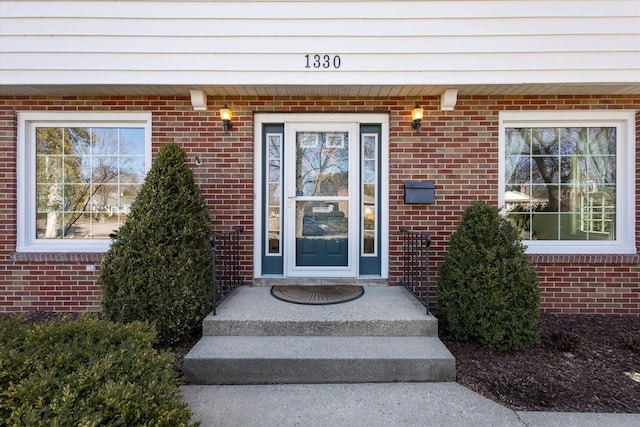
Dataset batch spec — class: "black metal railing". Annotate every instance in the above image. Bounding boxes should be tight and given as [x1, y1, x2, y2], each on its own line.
[399, 228, 432, 314]
[210, 227, 244, 315]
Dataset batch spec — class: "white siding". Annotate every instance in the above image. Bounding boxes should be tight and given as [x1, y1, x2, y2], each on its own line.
[1, 0, 639, 87]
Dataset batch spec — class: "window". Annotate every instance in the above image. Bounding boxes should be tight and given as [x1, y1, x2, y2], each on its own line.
[499, 111, 636, 254]
[361, 132, 378, 256]
[266, 132, 282, 256]
[17, 112, 152, 252]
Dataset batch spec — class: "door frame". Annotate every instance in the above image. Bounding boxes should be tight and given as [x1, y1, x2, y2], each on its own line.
[253, 113, 390, 279]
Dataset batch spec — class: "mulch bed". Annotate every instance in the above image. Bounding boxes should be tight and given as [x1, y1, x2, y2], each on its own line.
[439, 313, 640, 413]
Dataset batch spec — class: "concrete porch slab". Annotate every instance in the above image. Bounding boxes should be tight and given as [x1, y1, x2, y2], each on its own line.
[202, 285, 437, 336]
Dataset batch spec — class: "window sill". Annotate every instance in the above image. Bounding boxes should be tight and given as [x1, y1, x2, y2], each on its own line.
[529, 253, 640, 265]
[11, 252, 105, 263]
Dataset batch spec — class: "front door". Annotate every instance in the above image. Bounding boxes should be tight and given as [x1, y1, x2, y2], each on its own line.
[256, 113, 388, 279]
[285, 123, 358, 276]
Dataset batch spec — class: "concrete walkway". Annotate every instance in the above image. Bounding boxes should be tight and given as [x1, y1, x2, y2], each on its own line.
[181, 382, 640, 427]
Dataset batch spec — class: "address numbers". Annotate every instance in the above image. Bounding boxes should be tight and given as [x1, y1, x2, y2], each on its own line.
[304, 54, 341, 69]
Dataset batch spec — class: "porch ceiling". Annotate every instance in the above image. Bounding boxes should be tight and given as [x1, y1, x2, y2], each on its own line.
[2, 83, 639, 98]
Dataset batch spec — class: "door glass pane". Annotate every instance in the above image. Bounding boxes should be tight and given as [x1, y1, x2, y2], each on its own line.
[295, 132, 349, 197]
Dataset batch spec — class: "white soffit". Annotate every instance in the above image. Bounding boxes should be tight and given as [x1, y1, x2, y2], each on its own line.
[2, 84, 640, 97]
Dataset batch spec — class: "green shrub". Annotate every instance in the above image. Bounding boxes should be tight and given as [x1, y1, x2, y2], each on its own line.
[0, 314, 197, 426]
[437, 200, 540, 350]
[100, 143, 212, 346]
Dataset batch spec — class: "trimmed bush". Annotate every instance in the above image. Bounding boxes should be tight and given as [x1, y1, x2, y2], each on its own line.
[100, 143, 212, 346]
[437, 200, 540, 351]
[0, 315, 197, 426]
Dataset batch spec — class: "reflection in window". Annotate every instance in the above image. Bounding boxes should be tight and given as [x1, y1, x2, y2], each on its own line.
[266, 133, 282, 254]
[295, 132, 349, 198]
[35, 127, 145, 239]
[505, 127, 616, 241]
[362, 134, 378, 255]
[297, 201, 348, 238]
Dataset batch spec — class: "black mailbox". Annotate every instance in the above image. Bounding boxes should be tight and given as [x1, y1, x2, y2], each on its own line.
[404, 181, 435, 204]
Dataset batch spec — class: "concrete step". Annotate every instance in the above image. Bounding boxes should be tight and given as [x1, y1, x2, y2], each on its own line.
[202, 286, 438, 337]
[183, 335, 456, 385]
[185, 285, 455, 385]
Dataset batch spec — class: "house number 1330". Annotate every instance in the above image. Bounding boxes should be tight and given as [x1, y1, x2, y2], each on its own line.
[304, 54, 341, 69]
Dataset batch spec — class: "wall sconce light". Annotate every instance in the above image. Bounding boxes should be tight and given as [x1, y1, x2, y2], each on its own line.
[219, 104, 233, 134]
[411, 104, 424, 133]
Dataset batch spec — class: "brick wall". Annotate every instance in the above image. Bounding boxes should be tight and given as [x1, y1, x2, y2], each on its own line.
[1, 95, 638, 314]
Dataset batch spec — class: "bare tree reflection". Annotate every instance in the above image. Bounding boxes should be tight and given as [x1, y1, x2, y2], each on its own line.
[36, 127, 144, 239]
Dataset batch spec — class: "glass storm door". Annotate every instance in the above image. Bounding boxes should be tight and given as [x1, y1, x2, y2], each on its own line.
[285, 124, 359, 277]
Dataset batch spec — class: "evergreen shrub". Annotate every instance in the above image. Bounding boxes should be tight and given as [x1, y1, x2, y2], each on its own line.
[0, 315, 197, 426]
[100, 143, 212, 346]
[437, 200, 540, 350]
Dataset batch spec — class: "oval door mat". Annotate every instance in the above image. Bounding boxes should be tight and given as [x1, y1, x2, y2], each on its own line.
[271, 285, 364, 305]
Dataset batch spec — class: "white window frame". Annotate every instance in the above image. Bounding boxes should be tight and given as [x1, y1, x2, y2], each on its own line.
[499, 110, 636, 255]
[16, 111, 152, 253]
